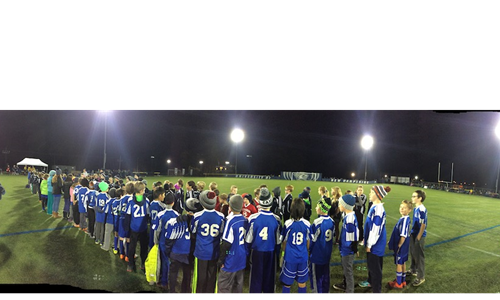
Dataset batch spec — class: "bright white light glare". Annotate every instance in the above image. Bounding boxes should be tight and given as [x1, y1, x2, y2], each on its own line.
[167, 159, 171, 164]
[231, 129, 245, 143]
[361, 135, 374, 150]
[199, 160, 204, 164]
[351, 172, 355, 177]
[495, 120, 500, 139]
[225, 161, 230, 165]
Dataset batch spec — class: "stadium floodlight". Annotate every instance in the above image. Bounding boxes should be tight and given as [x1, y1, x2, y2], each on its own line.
[361, 135, 374, 181]
[167, 159, 171, 164]
[98, 110, 112, 170]
[231, 129, 245, 174]
[225, 161, 230, 165]
[199, 160, 203, 165]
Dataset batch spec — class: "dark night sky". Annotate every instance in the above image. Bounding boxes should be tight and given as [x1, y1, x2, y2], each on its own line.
[1, 110, 500, 189]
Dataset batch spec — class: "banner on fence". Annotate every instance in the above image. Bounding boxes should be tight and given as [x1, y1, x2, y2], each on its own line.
[281, 172, 322, 181]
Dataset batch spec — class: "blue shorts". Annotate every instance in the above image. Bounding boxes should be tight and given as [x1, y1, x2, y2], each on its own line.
[280, 260, 309, 286]
[118, 220, 130, 238]
[394, 251, 409, 265]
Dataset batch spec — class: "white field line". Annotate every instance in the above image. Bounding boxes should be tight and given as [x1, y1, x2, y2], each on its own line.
[465, 246, 500, 258]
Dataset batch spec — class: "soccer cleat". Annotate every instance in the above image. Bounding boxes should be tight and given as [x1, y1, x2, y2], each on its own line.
[73, 224, 80, 228]
[388, 280, 404, 289]
[113, 249, 118, 255]
[120, 254, 125, 260]
[126, 266, 134, 272]
[358, 280, 371, 288]
[95, 240, 100, 245]
[412, 278, 425, 286]
[406, 270, 417, 277]
[332, 283, 346, 291]
[125, 256, 129, 262]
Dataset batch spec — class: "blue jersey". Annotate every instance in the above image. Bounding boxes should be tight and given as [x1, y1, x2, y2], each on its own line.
[77, 187, 89, 213]
[104, 197, 115, 224]
[73, 185, 81, 201]
[310, 215, 335, 264]
[111, 197, 121, 230]
[164, 217, 191, 256]
[245, 210, 281, 252]
[87, 190, 97, 209]
[389, 215, 411, 259]
[155, 208, 179, 250]
[221, 213, 249, 272]
[150, 200, 167, 232]
[118, 195, 132, 236]
[281, 218, 311, 263]
[95, 192, 109, 223]
[339, 212, 359, 257]
[411, 204, 427, 238]
[191, 209, 225, 260]
[364, 203, 386, 256]
[125, 197, 150, 232]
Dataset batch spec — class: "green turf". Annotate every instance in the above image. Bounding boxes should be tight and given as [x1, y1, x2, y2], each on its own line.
[1, 174, 500, 293]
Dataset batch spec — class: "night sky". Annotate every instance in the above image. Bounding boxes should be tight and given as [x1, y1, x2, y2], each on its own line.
[1, 110, 499, 189]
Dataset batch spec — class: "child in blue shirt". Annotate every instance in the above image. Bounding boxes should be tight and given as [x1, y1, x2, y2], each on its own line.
[111, 187, 123, 254]
[149, 186, 168, 249]
[77, 178, 90, 233]
[309, 196, 335, 293]
[388, 199, 412, 289]
[217, 195, 249, 293]
[359, 185, 391, 293]
[118, 182, 134, 261]
[245, 187, 282, 293]
[124, 181, 150, 272]
[101, 187, 116, 251]
[191, 190, 225, 293]
[409, 189, 427, 287]
[333, 194, 359, 293]
[94, 182, 109, 245]
[86, 181, 98, 239]
[280, 197, 312, 293]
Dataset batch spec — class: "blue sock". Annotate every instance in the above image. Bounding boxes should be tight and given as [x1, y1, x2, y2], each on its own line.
[119, 240, 124, 255]
[114, 237, 118, 250]
[396, 272, 403, 285]
[298, 286, 307, 293]
[282, 286, 290, 293]
[402, 272, 406, 283]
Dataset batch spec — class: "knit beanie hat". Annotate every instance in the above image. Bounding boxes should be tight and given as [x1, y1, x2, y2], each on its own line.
[99, 181, 109, 192]
[372, 185, 391, 200]
[229, 194, 244, 212]
[49, 170, 56, 177]
[186, 197, 203, 213]
[199, 190, 217, 210]
[259, 187, 273, 208]
[272, 186, 281, 198]
[339, 194, 356, 211]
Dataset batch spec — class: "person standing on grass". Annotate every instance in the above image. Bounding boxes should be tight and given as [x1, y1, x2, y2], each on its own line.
[329, 186, 343, 245]
[279, 198, 312, 293]
[353, 185, 367, 246]
[149, 186, 167, 249]
[217, 194, 249, 293]
[282, 185, 294, 222]
[62, 174, 73, 220]
[101, 187, 116, 251]
[124, 181, 151, 273]
[77, 178, 90, 232]
[111, 187, 124, 255]
[245, 187, 282, 293]
[94, 181, 109, 246]
[191, 190, 225, 293]
[408, 190, 427, 287]
[298, 189, 312, 223]
[309, 196, 335, 293]
[118, 182, 134, 261]
[332, 194, 359, 293]
[40, 174, 49, 212]
[359, 185, 391, 293]
[51, 169, 63, 218]
[388, 200, 412, 289]
[86, 181, 98, 239]
[241, 193, 258, 219]
[47, 169, 56, 215]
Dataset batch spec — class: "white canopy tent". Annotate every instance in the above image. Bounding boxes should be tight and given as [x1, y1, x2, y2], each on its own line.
[16, 158, 48, 168]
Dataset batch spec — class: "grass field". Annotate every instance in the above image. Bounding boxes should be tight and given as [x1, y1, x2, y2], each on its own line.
[1, 174, 500, 293]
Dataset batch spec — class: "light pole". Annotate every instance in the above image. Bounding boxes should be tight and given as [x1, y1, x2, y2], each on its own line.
[99, 111, 111, 170]
[495, 120, 500, 193]
[361, 135, 374, 181]
[231, 129, 244, 175]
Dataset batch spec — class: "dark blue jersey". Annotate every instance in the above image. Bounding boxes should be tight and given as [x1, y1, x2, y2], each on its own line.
[164, 216, 191, 256]
[111, 197, 121, 230]
[95, 192, 109, 223]
[191, 209, 225, 260]
[149, 200, 167, 231]
[281, 218, 311, 263]
[364, 203, 386, 256]
[389, 215, 411, 257]
[104, 197, 115, 224]
[411, 204, 427, 237]
[339, 212, 359, 257]
[125, 196, 150, 232]
[221, 213, 249, 272]
[77, 187, 89, 213]
[310, 214, 335, 264]
[87, 190, 97, 208]
[155, 208, 178, 249]
[245, 210, 281, 252]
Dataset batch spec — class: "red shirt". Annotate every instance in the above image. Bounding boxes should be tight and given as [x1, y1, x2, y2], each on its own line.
[241, 202, 258, 219]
